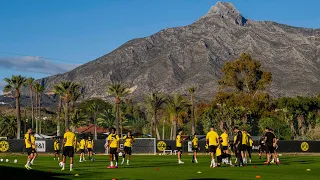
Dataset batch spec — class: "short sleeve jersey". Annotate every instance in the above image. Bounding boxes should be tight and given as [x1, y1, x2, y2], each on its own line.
[220, 132, 229, 146]
[123, 135, 135, 147]
[107, 134, 120, 148]
[54, 140, 60, 151]
[80, 139, 86, 149]
[176, 135, 182, 147]
[192, 136, 198, 148]
[64, 131, 76, 147]
[24, 133, 32, 148]
[86, 139, 93, 148]
[206, 131, 219, 146]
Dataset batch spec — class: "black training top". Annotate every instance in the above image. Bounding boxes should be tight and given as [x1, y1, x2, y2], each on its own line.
[235, 131, 242, 145]
[265, 132, 275, 146]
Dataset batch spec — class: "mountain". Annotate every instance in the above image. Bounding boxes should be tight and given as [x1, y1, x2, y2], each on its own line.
[31, 2, 320, 102]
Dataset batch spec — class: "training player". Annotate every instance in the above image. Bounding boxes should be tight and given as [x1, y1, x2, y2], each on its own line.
[30, 132, 37, 165]
[54, 138, 60, 161]
[247, 133, 253, 163]
[86, 136, 94, 160]
[107, 128, 120, 168]
[258, 135, 266, 159]
[233, 126, 244, 167]
[269, 129, 280, 164]
[205, 143, 209, 155]
[122, 131, 135, 165]
[220, 128, 229, 164]
[216, 137, 233, 167]
[241, 130, 248, 164]
[79, 137, 86, 162]
[176, 129, 185, 164]
[61, 128, 77, 171]
[264, 128, 278, 165]
[191, 132, 199, 163]
[206, 126, 219, 168]
[24, 128, 34, 170]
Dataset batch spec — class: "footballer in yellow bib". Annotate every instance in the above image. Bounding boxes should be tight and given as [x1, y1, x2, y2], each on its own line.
[122, 131, 135, 165]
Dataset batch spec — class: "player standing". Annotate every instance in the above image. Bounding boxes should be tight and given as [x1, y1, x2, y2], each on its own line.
[107, 128, 120, 168]
[258, 135, 266, 159]
[79, 137, 86, 162]
[241, 130, 248, 164]
[54, 138, 60, 161]
[233, 126, 244, 167]
[24, 128, 34, 170]
[191, 132, 199, 163]
[220, 128, 229, 164]
[247, 133, 253, 163]
[86, 137, 94, 160]
[264, 128, 278, 165]
[122, 131, 135, 165]
[61, 128, 77, 171]
[30, 132, 37, 165]
[206, 126, 219, 168]
[176, 129, 185, 164]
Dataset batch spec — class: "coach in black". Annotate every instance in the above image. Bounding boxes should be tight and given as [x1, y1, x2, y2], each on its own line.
[233, 126, 244, 167]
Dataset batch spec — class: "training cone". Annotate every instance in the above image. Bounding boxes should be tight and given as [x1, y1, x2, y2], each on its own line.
[306, 169, 311, 171]
[112, 178, 116, 180]
[74, 174, 79, 176]
[197, 171, 202, 174]
[256, 175, 261, 179]
[253, 166, 257, 169]
[48, 170, 52, 173]
[155, 168, 159, 171]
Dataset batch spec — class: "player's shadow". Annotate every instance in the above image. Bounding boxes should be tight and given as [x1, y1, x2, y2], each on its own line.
[0, 166, 67, 180]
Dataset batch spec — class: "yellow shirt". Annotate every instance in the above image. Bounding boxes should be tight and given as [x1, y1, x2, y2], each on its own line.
[80, 139, 86, 149]
[249, 139, 253, 146]
[107, 133, 120, 148]
[123, 135, 134, 147]
[24, 133, 32, 148]
[64, 131, 76, 147]
[31, 135, 36, 149]
[233, 135, 237, 143]
[216, 146, 222, 156]
[86, 139, 93, 148]
[220, 132, 229, 146]
[206, 130, 219, 146]
[54, 141, 60, 151]
[176, 134, 182, 147]
[242, 132, 248, 145]
[192, 136, 198, 148]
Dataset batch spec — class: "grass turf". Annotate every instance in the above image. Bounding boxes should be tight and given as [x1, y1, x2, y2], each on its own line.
[0, 154, 319, 180]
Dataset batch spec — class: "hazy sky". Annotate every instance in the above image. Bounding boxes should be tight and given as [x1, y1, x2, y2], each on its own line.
[0, 0, 319, 90]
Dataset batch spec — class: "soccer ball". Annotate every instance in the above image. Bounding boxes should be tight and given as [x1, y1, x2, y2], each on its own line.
[118, 152, 123, 156]
[14, 159, 18, 163]
[59, 161, 63, 167]
[0, 159, 3, 162]
[91, 158, 95, 162]
[5, 159, 9, 162]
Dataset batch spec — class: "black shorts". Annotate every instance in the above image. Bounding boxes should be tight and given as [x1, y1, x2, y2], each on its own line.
[241, 144, 247, 152]
[80, 149, 85, 153]
[26, 148, 32, 156]
[222, 146, 228, 151]
[87, 148, 93, 152]
[55, 150, 60, 154]
[124, 146, 132, 155]
[209, 145, 217, 153]
[63, 146, 75, 157]
[32, 148, 37, 153]
[247, 146, 252, 152]
[110, 148, 118, 155]
[177, 147, 182, 152]
[192, 147, 199, 152]
[266, 146, 275, 154]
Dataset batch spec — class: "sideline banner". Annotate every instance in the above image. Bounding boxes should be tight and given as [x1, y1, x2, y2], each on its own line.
[35, 140, 46, 152]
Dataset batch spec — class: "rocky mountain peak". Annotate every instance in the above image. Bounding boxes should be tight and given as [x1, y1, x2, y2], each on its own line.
[206, 1, 247, 26]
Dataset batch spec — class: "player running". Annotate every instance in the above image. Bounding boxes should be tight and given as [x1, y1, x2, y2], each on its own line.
[264, 128, 278, 165]
[107, 128, 120, 168]
[247, 133, 253, 163]
[86, 137, 94, 160]
[233, 126, 244, 167]
[122, 131, 135, 165]
[30, 132, 37, 165]
[61, 128, 77, 171]
[220, 128, 229, 164]
[176, 129, 185, 164]
[24, 128, 34, 170]
[79, 137, 86, 162]
[191, 132, 199, 163]
[206, 126, 219, 168]
[54, 138, 60, 161]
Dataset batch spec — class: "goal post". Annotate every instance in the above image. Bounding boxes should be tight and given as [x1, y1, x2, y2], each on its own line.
[131, 138, 156, 155]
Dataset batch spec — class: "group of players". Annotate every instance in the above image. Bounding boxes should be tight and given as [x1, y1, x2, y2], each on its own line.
[176, 126, 279, 167]
[24, 125, 279, 171]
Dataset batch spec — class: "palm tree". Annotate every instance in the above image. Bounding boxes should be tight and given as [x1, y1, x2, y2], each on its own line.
[34, 83, 45, 134]
[52, 84, 63, 136]
[106, 82, 130, 138]
[97, 109, 116, 129]
[187, 86, 196, 135]
[167, 94, 187, 140]
[145, 92, 166, 140]
[26, 78, 35, 129]
[70, 109, 87, 132]
[4, 75, 27, 139]
[57, 81, 80, 130]
[70, 85, 82, 114]
[87, 102, 100, 140]
[0, 116, 17, 138]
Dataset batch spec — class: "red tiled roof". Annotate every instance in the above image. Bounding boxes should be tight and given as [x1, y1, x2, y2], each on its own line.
[75, 124, 109, 134]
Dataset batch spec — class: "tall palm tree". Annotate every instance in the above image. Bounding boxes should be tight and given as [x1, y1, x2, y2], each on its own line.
[106, 82, 130, 137]
[97, 109, 116, 129]
[144, 92, 166, 140]
[26, 78, 35, 129]
[57, 81, 80, 130]
[0, 116, 17, 138]
[34, 83, 45, 134]
[4, 75, 27, 139]
[187, 86, 196, 135]
[87, 102, 100, 140]
[167, 94, 187, 140]
[70, 109, 87, 132]
[52, 84, 63, 136]
[70, 85, 82, 114]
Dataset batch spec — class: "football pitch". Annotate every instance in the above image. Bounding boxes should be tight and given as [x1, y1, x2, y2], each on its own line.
[0, 154, 319, 180]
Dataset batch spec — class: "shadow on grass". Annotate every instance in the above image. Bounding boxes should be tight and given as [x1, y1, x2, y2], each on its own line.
[0, 166, 67, 180]
[188, 179, 229, 180]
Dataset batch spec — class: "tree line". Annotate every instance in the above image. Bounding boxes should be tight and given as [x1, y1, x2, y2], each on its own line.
[1, 53, 320, 140]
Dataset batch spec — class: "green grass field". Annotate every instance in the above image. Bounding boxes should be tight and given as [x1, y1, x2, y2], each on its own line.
[0, 154, 319, 180]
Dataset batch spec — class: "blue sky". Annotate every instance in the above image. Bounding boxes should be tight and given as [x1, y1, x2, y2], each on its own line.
[0, 0, 319, 90]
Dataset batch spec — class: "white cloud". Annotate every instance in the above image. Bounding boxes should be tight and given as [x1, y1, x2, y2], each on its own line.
[0, 56, 80, 75]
